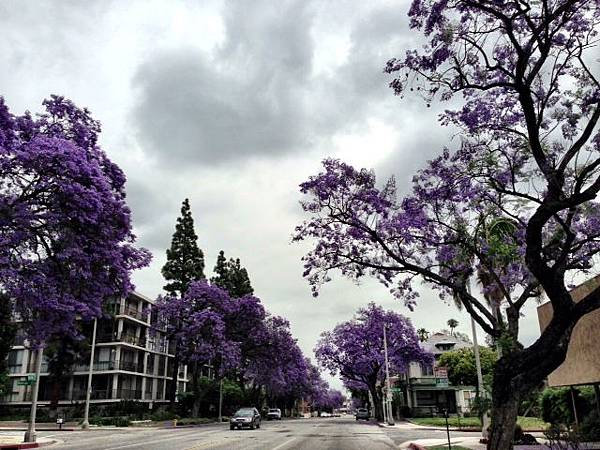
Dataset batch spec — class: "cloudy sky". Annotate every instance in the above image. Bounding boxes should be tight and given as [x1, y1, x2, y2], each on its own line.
[1, 0, 545, 390]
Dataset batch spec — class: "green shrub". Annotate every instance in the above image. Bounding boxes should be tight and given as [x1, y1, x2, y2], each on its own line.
[150, 410, 180, 422]
[580, 409, 600, 441]
[89, 416, 130, 427]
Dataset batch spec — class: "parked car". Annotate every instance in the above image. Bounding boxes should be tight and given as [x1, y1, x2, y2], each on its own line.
[355, 408, 370, 421]
[320, 412, 332, 417]
[230, 407, 262, 430]
[266, 408, 282, 420]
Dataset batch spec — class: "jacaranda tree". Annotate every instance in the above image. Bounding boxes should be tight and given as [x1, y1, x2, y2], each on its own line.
[155, 281, 240, 416]
[314, 303, 431, 421]
[295, 0, 600, 445]
[0, 96, 150, 344]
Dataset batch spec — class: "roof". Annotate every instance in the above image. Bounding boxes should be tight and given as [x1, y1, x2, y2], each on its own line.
[422, 332, 472, 355]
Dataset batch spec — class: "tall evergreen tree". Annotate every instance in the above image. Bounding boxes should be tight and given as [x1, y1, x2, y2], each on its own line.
[162, 198, 205, 405]
[162, 199, 205, 296]
[227, 258, 253, 298]
[211, 251, 253, 298]
[211, 251, 229, 291]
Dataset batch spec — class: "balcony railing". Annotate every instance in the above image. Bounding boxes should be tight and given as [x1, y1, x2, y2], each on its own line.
[119, 306, 147, 322]
[409, 377, 437, 386]
[8, 364, 22, 374]
[22, 388, 140, 402]
[72, 360, 144, 373]
[119, 333, 146, 348]
[97, 332, 147, 348]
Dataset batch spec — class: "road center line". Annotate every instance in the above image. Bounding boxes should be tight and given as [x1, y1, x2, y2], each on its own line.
[270, 437, 296, 450]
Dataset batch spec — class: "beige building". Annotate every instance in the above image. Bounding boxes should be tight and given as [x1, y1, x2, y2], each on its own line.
[1, 292, 198, 408]
[537, 275, 600, 387]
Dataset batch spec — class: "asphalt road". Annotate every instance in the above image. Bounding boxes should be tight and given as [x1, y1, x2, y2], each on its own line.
[41, 417, 481, 450]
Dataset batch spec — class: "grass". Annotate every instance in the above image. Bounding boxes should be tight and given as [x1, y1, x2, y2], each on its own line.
[410, 416, 548, 431]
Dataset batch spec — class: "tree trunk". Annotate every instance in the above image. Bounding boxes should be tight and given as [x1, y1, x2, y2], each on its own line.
[191, 362, 200, 417]
[369, 385, 383, 422]
[488, 386, 520, 450]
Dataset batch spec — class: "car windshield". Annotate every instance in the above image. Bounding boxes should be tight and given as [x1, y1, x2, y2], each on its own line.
[358, 408, 367, 412]
[235, 409, 254, 417]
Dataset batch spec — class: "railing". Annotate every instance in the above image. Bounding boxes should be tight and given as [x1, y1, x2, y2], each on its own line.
[119, 333, 146, 348]
[73, 360, 117, 372]
[119, 305, 147, 322]
[410, 377, 437, 386]
[22, 389, 144, 402]
[115, 360, 144, 373]
[72, 360, 143, 373]
[8, 364, 22, 374]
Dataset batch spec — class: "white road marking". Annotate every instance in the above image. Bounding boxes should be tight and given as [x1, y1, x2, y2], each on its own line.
[270, 437, 296, 450]
[99, 429, 223, 450]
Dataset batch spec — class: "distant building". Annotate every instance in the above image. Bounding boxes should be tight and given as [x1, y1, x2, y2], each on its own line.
[1, 292, 206, 408]
[396, 331, 477, 416]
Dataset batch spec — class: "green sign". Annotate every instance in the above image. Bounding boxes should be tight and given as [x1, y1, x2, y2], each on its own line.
[17, 380, 33, 386]
[435, 378, 449, 388]
[27, 374, 37, 382]
[391, 387, 403, 392]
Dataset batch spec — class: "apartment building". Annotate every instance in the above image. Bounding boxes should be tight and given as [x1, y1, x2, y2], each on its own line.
[396, 332, 477, 416]
[1, 292, 194, 407]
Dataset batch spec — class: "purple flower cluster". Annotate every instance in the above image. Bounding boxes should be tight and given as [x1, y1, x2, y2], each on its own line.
[154, 280, 327, 401]
[0, 96, 151, 344]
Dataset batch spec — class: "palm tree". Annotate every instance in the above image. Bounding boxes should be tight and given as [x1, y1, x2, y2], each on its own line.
[416, 328, 429, 342]
[447, 319, 459, 336]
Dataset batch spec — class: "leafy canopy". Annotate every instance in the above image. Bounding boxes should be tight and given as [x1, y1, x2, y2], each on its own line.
[0, 96, 150, 342]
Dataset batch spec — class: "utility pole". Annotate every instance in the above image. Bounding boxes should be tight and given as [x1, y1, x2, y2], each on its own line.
[24, 346, 43, 443]
[383, 323, 395, 425]
[467, 283, 489, 439]
[82, 318, 98, 429]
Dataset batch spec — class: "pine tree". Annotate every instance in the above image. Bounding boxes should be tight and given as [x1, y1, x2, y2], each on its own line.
[210, 251, 254, 298]
[161, 198, 205, 406]
[162, 199, 205, 297]
[211, 250, 229, 291]
[227, 258, 254, 298]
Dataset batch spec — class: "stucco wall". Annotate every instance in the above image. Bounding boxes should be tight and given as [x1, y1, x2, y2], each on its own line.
[537, 275, 600, 387]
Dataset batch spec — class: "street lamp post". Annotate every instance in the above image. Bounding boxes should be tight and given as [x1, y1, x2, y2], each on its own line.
[382, 324, 395, 425]
[24, 346, 43, 443]
[82, 318, 98, 430]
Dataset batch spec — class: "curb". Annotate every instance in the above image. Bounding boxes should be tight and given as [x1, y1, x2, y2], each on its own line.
[0, 430, 75, 433]
[0, 444, 39, 449]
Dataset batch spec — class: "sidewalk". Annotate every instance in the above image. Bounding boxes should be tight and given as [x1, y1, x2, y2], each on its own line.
[398, 436, 600, 449]
[0, 432, 56, 449]
[0, 422, 77, 432]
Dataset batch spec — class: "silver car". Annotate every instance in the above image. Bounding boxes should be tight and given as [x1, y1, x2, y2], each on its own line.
[230, 407, 261, 430]
[267, 408, 282, 420]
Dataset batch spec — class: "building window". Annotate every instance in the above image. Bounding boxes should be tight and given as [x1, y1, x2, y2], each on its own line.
[421, 364, 434, 376]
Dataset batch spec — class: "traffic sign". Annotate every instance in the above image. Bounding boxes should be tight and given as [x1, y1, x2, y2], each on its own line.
[27, 374, 37, 382]
[17, 380, 33, 386]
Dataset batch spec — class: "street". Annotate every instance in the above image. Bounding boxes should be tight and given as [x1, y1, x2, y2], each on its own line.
[39, 417, 481, 450]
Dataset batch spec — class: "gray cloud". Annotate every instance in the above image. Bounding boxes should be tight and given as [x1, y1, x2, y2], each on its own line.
[132, 0, 315, 166]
